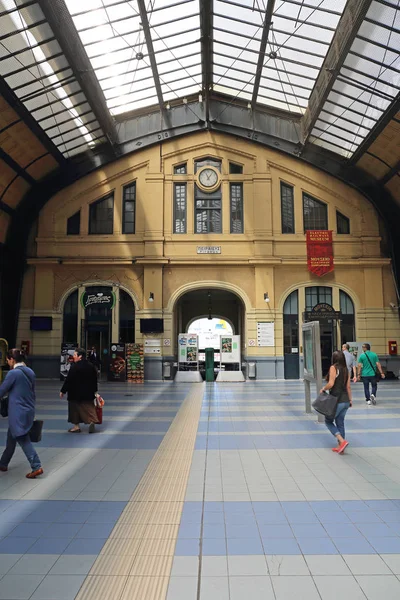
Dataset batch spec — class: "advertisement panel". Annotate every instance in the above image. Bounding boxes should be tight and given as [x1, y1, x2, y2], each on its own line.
[220, 335, 240, 363]
[108, 343, 126, 381]
[60, 343, 76, 381]
[126, 343, 144, 383]
[178, 334, 198, 363]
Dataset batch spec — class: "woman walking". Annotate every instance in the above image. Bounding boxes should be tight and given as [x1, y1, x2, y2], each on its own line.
[0, 349, 43, 478]
[60, 348, 99, 433]
[320, 350, 352, 454]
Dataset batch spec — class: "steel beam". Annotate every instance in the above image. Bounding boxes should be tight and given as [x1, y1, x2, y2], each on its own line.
[351, 91, 400, 165]
[0, 76, 66, 165]
[0, 148, 36, 186]
[251, 0, 276, 111]
[38, 0, 118, 150]
[380, 159, 400, 186]
[137, 0, 165, 114]
[301, 0, 373, 146]
[200, 0, 213, 124]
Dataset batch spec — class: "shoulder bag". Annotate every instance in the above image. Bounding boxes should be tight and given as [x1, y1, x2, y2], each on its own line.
[0, 396, 8, 418]
[364, 352, 381, 381]
[312, 391, 338, 420]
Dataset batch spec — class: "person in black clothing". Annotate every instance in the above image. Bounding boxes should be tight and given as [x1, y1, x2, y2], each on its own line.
[88, 346, 100, 369]
[60, 348, 99, 433]
[320, 350, 352, 454]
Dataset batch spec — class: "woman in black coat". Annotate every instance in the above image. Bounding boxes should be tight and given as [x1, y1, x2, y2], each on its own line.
[60, 348, 99, 433]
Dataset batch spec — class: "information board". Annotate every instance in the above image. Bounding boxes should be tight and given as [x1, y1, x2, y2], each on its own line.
[220, 335, 240, 363]
[178, 334, 198, 364]
[257, 322, 275, 347]
[60, 343, 76, 381]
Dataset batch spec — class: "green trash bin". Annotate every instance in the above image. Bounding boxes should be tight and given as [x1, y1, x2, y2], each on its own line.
[205, 347, 215, 382]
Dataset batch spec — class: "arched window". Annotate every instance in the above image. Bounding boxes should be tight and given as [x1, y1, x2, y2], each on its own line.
[63, 289, 78, 343]
[119, 290, 135, 343]
[340, 290, 355, 343]
[188, 317, 233, 350]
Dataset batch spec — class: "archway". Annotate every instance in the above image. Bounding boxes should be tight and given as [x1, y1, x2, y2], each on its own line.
[175, 288, 245, 377]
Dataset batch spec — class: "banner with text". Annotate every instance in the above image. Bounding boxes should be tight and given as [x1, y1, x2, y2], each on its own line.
[306, 230, 334, 277]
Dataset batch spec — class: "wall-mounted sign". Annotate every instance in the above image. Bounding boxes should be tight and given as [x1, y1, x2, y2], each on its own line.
[257, 322, 275, 347]
[306, 230, 334, 277]
[144, 339, 161, 347]
[197, 246, 221, 254]
[248, 339, 256, 347]
[305, 303, 341, 321]
[145, 347, 161, 354]
[126, 343, 144, 383]
[81, 291, 116, 310]
[60, 343, 76, 381]
[163, 338, 171, 346]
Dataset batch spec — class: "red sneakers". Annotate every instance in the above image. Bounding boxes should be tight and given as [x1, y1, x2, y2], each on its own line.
[337, 440, 349, 454]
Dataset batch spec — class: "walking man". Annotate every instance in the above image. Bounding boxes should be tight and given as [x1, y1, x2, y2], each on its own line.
[357, 343, 385, 405]
[342, 343, 357, 383]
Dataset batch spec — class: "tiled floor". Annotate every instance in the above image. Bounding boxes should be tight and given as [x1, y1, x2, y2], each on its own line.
[0, 379, 400, 598]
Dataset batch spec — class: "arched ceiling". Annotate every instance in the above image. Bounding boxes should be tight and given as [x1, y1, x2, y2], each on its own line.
[1, 0, 400, 343]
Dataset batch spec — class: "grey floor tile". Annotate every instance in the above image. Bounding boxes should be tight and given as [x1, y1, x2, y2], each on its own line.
[171, 556, 199, 577]
[166, 576, 198, 600]
[229, 575, 275, 600]
[305, 555, 352, 576]
[343, 554, 392, 575]
[0, 574, 44, 600]
[9, 554, 59, 575]
[228, 555, 268, 576]
[30, 575, 86, 600]
[271, 575, 321, 600]
[382, 554, 400, 574]
[0, 554, 23, 577]
[201, 556, 228, 577]
[356, 574, 400, 600]
[267, 555, 310, 576]
[200, 576, 229, 600]
[48, 555, 97, 575]
[313, 575, 366, 600]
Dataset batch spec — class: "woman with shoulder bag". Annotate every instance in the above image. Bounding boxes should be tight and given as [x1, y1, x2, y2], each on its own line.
[0, 349, 43, 478]
[320, 350, 352, 454]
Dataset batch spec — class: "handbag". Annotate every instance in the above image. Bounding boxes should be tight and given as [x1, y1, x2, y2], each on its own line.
[364, 352, 381, 381]
[29, 420, 43, 443]
[0, 396, 8, 418]
[94, 393, 104, 425]
[312, 391, 338, 420]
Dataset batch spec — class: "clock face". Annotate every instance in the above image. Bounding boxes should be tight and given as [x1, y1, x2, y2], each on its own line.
[198, 167, 219, 188]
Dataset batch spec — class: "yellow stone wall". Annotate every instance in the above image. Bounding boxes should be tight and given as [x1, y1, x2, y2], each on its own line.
[17, 131, 400, 362]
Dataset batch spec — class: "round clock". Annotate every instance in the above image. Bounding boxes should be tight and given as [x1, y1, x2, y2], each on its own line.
[198, 167, 219, 189]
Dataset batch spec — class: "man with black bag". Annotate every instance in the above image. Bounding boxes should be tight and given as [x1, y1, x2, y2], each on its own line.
[357, 343, 385, 405]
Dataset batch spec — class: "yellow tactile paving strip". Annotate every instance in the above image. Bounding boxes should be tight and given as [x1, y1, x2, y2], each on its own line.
[76, 383, 204, 600]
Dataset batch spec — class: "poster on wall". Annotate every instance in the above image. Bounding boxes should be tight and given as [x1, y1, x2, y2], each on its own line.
[126, 343, 144, 383]
[60, 343, 76, 381]
[108, 343, 126, 382]
[178, 334, 198, 363]
[306, 230, 334, 277]
[220, 335, 240, 363]
[348, 342, 371, 364]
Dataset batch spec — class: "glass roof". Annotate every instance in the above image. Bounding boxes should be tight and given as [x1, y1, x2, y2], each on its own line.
[309, 0, 400, 158]
[0, 0, 399, 161]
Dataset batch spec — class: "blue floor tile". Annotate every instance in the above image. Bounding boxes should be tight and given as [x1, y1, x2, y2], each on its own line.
[258, 524, 294, 539]
[324, 523, 363, 538]
[357, 523, 397, 538]
[204, 502, 224, 513]
[202, 538, 227, 556]
[8, 523, 49, 538]
[178, 523, 202, 539]
[346, 511, 383, 524]
[337, 500, 368, 511]
[261, 538, 301, 555]
[55, 512, 91, 524]
[380, 512, 400, 523]
[297, 537, 338, 555]
[44, 523, 82, 538]
[227, 537, 264, 555]
[315, 511, 351, 524]
[0, 536, 36, 553]
[27, 537, 71, 554]
[332, 537, 376, 554]
[291, 523, 328, 538]
[202, 523, 225, 539]
[226, 523, 259, 539]
[174, 538, 200, 556]
[76, 523, 114, 539]
[224, 512, 257, 525]
[368, 537, 400, 553]
[203, 512, 225, 525]
[64, 538, 107, 555]
[286, 512, 319, 524]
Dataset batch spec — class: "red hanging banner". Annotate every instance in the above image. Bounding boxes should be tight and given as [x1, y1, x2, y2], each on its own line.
[306, 230, 334, 277]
